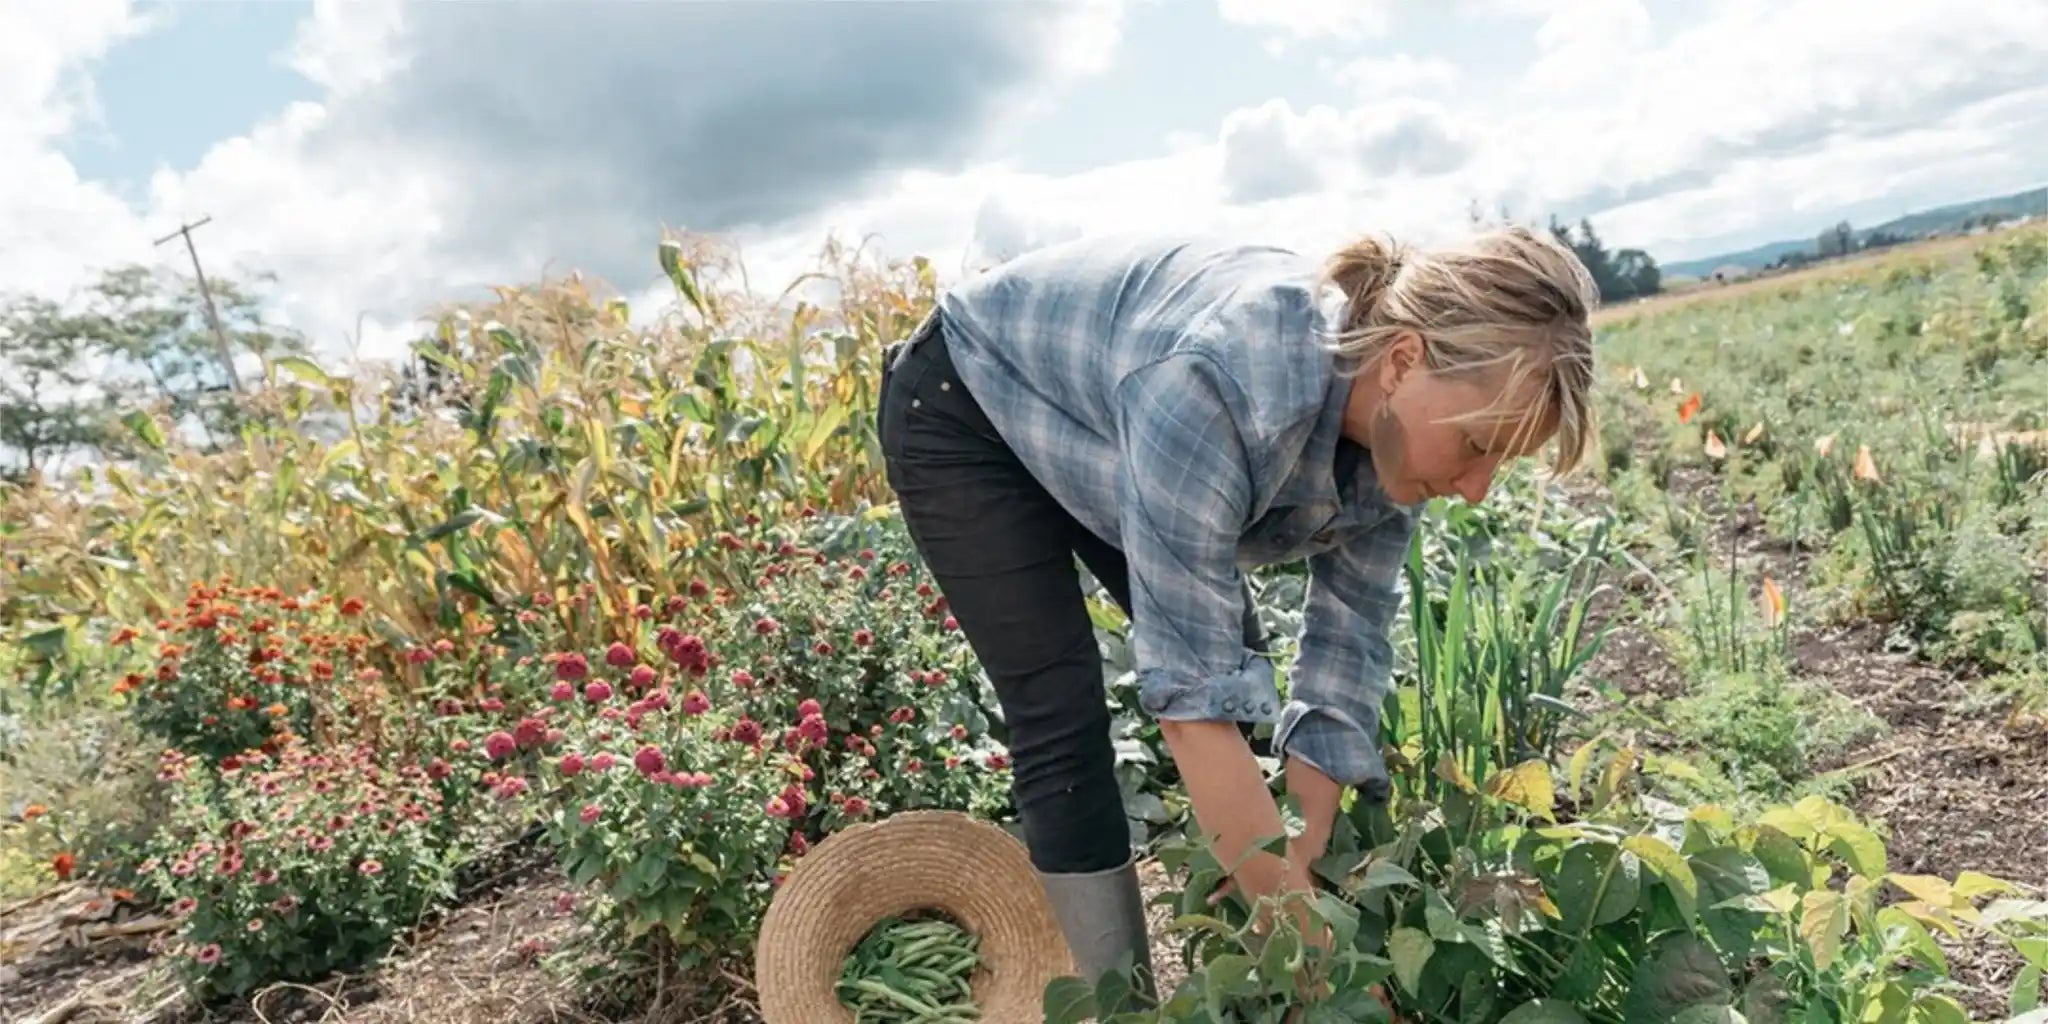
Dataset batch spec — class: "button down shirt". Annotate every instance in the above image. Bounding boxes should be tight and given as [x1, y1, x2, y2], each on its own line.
[925, 232, 1419, 798]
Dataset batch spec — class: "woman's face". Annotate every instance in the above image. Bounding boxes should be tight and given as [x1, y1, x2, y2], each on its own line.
[1351, 334, 1556, 507]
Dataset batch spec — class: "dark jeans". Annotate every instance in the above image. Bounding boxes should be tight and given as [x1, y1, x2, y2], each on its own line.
[877, 316, 1265, 875]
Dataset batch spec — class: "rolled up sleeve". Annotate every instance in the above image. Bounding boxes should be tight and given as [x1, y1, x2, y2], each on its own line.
[1113, 353, 1281, 724]
[1272, 508, 1416, 801]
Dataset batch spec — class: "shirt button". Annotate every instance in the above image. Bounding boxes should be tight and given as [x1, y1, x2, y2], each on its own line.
[940, 380, 952, 391]
[1261, 701, 1274, 715]
[1221, 696, 1238, 713]
[911, 399, 921, 408]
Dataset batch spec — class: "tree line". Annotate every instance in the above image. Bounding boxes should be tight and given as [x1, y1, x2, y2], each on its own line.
[0, 265, 310, 484]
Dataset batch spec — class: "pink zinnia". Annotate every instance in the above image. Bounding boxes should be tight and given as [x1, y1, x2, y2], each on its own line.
[195, 943, 222, 965]
[682, 690, 711, 716]
[358, 859, 383, 875]
[731, 669, 755, 689]
[629, 665, 656, 689]
[754, 616, 779, 635]
[559, 752, 585, 776]
[484, 731, 516, 760]
[731, 718, 763, 745]
[853, 629, 874, 647]
[797, 698, 823, 720]
[550, 682, 574, 702]
[584, 680, 613, 703]
[579, 803, 601, 824]
[843, 796, 871, 817]
[605, 642, 635, 668]
[765, 796, 792, 818]
[633, 745, 666, 777]
[589, 752, 617, 772]
[555, 653, 589, 681]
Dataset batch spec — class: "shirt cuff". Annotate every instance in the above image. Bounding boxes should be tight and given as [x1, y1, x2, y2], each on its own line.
[1136, 659, 1281, 722]
[1272, 699, 1391, 802]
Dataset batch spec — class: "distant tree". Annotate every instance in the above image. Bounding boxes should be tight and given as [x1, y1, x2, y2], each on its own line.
[0, 264, 308, 477]
[1816, 220, 1855, 259]
[1611, 248, 1662, 299]
[1547, 215, 1663, 302]
[0, 297, 108, 483]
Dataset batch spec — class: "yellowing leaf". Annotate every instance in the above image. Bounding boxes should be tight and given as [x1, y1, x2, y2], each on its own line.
[1759, 885, 1800, 914]
[1436, 754, 1477, 794]
[1953, 871, 2020, 900]
[1886, 874, 1958, 910]
[1624, 834, 1699, 922]
[1800, 890, 1850, 970]
[1485, 760, 1557, 821]
[1567, 735, 1603, 804]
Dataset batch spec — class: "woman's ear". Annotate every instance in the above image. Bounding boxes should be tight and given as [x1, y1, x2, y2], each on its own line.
[1377, 329, 1424, 395]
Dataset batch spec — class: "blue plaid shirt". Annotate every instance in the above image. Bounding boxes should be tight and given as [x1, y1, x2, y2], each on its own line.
[928, 232, 1418, 798]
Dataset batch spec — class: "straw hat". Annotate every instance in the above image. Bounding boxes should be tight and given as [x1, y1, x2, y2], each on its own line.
[755, 810, 1074, 1023]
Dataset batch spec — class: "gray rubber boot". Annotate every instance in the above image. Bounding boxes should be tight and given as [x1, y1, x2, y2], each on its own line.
[1037, 857, 1159, 1009]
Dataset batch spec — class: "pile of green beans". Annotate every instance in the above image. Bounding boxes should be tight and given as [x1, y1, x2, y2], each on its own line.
[835, 915, 985, 1022]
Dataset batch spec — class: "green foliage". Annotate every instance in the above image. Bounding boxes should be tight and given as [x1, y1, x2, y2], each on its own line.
[449, 512, 1014, 967]
[132, 742, 499, 999]
[1047, 747, 2047, 1024]
[1391, 500, 1614, 802]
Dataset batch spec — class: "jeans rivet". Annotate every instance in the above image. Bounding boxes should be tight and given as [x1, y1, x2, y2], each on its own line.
[911, 399, 921, 408]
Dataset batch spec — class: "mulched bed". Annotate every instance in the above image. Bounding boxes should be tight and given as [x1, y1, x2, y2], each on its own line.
[1801, 621, 2048, 1018]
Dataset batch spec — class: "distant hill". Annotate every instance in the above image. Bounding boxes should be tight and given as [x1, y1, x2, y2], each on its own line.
[1663, 185, 2048, 279]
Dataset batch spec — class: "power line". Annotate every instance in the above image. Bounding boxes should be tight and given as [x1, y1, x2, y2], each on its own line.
[153, 215, 242, 394]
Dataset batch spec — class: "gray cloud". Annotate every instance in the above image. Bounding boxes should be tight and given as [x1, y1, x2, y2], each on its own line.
[1352, 100, 1471, 176]
[1217, 101, 1328, 204]
[311, 2, 1115, 290]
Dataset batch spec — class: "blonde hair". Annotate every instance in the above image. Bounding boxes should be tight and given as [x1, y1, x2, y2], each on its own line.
[1320, 224, 1600, 476]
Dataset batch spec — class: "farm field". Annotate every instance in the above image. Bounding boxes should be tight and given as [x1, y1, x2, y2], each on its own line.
[2, 225, 2045, 1024]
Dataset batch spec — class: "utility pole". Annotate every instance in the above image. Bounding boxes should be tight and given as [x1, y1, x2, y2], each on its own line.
[154, 215, 242, 394]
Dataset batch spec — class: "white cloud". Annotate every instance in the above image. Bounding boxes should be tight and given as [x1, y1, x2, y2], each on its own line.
[0, 0, 164, 299]
[9, 0, 2048, 375]
[5, 0, 1135, 366]
[1214, 0, 1393, 40]
[1217, 98, 1475, 204]
[1322, 53, 1461, 99]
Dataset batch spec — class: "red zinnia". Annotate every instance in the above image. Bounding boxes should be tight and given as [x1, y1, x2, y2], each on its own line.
[559, 753, 585, 776]
[682, 690, 711, 716]
[584, 680, 614, 703]
[605, 642, 635, 668]
[633, 745, 666, 777]
[579, 803, 601, 824]
[555, 652, 589, 681]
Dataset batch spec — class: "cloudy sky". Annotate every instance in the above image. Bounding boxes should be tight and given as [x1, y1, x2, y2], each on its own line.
[6, 0, 2046, 365]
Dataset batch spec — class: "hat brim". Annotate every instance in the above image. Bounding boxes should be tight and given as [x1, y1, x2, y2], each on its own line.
[755, 810, 1073, 1023]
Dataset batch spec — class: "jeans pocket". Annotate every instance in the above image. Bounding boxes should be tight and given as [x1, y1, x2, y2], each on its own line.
[878, 349, 931, 462]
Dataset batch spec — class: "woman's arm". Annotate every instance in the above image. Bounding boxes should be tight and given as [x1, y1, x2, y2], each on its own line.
[1109, 353, 1307, 909]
